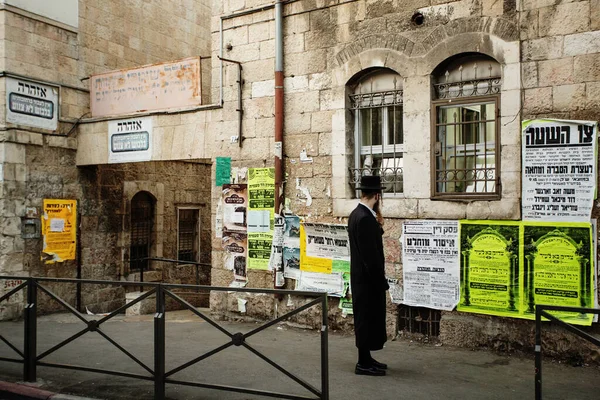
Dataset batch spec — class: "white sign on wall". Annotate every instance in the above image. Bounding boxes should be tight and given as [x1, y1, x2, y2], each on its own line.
[6, 77, 59, 131]
[108, 117, 152, 163]
[522, 119, 598, 222]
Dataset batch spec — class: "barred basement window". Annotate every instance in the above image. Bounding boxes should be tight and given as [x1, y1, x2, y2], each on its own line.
[178, 208, 199, 262]
[432, 54, 501, 199]
[398, 305, 441, 337]
[348, 69, 403, 195]
[130, 191, 155, 271]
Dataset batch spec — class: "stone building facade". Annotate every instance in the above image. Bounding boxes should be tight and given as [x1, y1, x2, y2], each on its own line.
[0, 0, 599, 358]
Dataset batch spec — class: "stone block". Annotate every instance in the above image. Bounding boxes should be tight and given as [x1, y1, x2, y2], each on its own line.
[242, 58, 276, 83]
[125, 291, 156, 316]
[564, 31, 600, 57]
[251, 79, 274, 98]
[417, 199, 467, 219]
[311, 110, 333, 133]
[284, 32, 305, 54]
[500, 171, 521, 199]
[284, 75, 309, 93]
[537, 58, 574, 86]
[248, 21, 272, 43]
[552, 84, 586, 112]
[319, 88, 346, 111]
[538, 2, 589, 37]
[1, 217, 21, 236]
[284, 91, 320, 115]
[500, 145, 520, 173]
[283, 13, 310, 36]
[521, 61, 538, 89]
[593, 0, 600, 30]
[227, 42, 260, 63]
[284, 49, 327, 77]
[402, 151, 430, 198]
[0, 143, 25, 164]
[403, 112, 430, 153]
[465, 196, 519, 219]
[308, 72, 331, 91]
[403, 75, 430, 113]
[500, 89, 521, 119]
[574, 53, 600, 83]
[585, 82, 600, 110]
[524, 87, 553, 114]
[284, 112, 311, 135]
[482, 0, 503, 17]
[259, 39, 275, 59]
[285, 134, 319, 159]
[522, 36, 563, 61]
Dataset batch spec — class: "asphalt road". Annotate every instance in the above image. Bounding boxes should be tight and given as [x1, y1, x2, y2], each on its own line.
[0, 310, 598, 400]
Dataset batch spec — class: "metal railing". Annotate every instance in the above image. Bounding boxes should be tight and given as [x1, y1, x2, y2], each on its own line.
[535, 305, 600, 400]
[0, 276, 329, 400]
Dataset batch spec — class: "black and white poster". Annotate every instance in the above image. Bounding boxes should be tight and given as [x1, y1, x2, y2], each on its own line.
[402, 220, 460, 311]
[522, 119, 598, 222]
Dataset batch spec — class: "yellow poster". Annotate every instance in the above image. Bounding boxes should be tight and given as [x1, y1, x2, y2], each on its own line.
[42, 199, 77, 263]
[247, 168, 275, 270]
[299, 224, 332, 274]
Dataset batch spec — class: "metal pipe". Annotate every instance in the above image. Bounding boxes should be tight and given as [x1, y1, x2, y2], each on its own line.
[274, 0, 285, 289]
[218, 57, 243, 147]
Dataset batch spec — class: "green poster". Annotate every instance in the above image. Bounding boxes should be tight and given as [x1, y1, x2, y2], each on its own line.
[522, 222, 594, 325]
[247, 168, 275, 270]
[458, 221, 521, 317]
[458, 220, 594, 326]
[215, 157, 231, 186]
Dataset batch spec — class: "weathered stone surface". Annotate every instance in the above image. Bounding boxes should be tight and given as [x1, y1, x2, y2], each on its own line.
[538, 2, 590, 37]
[552, 83, 586, 112]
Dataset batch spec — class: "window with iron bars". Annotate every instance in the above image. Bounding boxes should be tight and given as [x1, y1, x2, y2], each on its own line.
[178, 208, 199, 262]
[349, 70, 404, 195]
[432, 55, 501, 199]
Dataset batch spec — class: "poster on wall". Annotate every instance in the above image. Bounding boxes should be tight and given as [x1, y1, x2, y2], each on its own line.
[297, 223, 351, 297]
[458, 221, 521, 318]
[402, 220, 460, 311]
[41, 199, 77, 263]
[223, 231, 247, 281]
[458, 220, 595, 326]
[522, 119, 598, 222]
[6, 77, 59, 131]
[522, 222, 594, 325]
[215, 157, 231, 186]
[222, 184, 247, 234]
[247, 168, 275, 270]
[268, 216, 285, 286]
[108, 117, 153, 163]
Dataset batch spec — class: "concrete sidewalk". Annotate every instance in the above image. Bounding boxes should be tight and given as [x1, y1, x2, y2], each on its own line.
[0, 310, 598, 400]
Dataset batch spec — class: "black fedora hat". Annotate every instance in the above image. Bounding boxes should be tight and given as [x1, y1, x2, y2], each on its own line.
[356, 175, 384, 191]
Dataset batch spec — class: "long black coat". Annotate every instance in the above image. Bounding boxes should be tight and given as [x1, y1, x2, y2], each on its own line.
[348, 203, 389, 351]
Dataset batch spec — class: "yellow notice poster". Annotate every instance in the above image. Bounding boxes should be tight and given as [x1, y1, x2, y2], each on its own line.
[42, 199, 77, 263]
[299, 224, 332, 274]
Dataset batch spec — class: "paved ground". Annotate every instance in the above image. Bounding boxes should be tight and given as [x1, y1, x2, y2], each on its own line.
[0, 310, 598, 400]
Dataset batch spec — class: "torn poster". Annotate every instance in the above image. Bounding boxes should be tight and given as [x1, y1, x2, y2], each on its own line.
[223, 230, 247, 281]
[283, 246, 301, 280]
[222, 184, 247, 234]
[387, 278, 403, 305]
[296, 271, 345, 297]
[268, 215, 284, 274]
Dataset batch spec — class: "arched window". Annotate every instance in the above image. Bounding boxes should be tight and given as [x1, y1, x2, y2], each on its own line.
[432, 53, 501, 199]
[348, 69, 403, 194]
[130, 191, 155, 271]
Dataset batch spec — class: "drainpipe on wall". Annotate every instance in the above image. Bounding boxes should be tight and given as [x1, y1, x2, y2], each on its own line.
[274, 0, 285, 289]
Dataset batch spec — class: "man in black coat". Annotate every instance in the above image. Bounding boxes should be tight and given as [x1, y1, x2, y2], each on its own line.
[348, 175, 389, 376]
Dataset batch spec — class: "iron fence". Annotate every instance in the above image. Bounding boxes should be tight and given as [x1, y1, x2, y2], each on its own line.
[535, 305, 600, 400]
[0, 276, 329, 400]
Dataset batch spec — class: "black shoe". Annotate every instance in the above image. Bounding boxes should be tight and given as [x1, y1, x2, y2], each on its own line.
[355, 363, 386, 376]
[371, 360, 387, 370]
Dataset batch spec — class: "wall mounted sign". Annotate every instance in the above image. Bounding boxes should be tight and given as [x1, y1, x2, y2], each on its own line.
[6, 77, 58, 131]
[108, 117, 152, 163]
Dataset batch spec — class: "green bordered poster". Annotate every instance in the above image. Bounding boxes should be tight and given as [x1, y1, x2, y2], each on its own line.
[215, 157, 231, 186]
[247, 168, 275, 270]
[458, 221, 521, 318]
[522, 222, 594, 325]
[458, 220, 594, 326]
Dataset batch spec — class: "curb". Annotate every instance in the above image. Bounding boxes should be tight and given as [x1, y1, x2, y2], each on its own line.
[0, 381, 98, 400]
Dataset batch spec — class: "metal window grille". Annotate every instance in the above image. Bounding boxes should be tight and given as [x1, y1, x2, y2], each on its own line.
[432, 60, 501, 198]
[348, 74, 404, 195]
[178, 209, 199, 262]
[398, 305, 441, 337]
[130, 192, 154, 271]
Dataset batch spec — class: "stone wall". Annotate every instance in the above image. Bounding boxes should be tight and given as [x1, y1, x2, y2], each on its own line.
[203, 0, 600, 358]
[0, 0, 213, 317]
